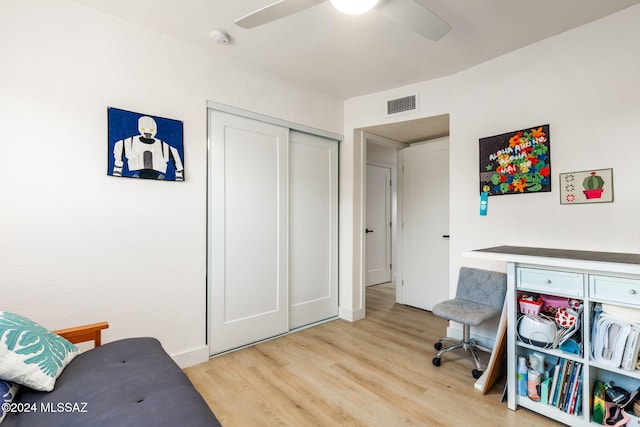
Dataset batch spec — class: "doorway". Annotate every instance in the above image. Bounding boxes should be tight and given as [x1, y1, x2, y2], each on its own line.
[362, 114, 450, 312]
[365, 163, 392, 286]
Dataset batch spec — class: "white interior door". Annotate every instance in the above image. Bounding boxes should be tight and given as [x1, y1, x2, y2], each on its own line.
[289, 131, 338, 329]
[366, 164, 392, 286]
[400, 138, 450, 311]
[209, 110, 289, 354]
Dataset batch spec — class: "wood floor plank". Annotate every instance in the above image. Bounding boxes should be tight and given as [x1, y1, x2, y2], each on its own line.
[185, 283, 561, 426]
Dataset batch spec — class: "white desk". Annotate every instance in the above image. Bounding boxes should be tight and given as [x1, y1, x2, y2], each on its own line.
[466, 246, 640, 426]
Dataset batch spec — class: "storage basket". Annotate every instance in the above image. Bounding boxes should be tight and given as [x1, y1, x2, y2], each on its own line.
[519, 297, 542, 315]
[540, 294, 570, 310]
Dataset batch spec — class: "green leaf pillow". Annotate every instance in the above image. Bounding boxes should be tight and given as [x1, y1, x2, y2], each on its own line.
[0, 312, 78, 391]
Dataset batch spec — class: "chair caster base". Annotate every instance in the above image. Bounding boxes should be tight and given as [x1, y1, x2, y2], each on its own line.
[432, 357, 441, 367]
[434, 342, 442, 351]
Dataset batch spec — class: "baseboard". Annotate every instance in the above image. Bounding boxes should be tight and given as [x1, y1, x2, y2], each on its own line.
[339, 306, 365, 322]
[171, 345, 209, 369]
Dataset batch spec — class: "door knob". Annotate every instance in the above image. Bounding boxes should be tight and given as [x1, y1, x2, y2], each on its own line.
[365, 229, 374, 233]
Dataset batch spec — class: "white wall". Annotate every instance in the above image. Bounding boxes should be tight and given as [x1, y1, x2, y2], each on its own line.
[0, 0, 342, 366]
[341, 5, 640, 327]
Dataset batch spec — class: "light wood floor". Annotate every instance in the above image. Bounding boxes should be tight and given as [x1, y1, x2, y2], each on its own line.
[185, 283, 561, 426]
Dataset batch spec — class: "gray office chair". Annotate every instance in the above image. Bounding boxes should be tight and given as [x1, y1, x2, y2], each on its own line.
[431, 267, 507, 379]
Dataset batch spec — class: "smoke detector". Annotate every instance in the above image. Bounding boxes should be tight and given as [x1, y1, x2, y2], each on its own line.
[210, 30, 231, 45]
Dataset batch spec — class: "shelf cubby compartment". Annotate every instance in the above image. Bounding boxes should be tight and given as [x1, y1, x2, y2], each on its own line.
[514, 349, 586, 424]
[516, 291, 584, 359]
[589, 367, 640, 425]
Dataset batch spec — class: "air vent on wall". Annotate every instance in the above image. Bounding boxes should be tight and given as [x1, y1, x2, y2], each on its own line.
[387, 94, 418, 115]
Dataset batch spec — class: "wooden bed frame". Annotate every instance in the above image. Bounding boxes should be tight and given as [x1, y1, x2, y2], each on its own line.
[53, 321, 109, 347]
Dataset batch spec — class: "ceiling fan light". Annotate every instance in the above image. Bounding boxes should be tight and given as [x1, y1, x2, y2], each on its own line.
[330, 0, 379, 15]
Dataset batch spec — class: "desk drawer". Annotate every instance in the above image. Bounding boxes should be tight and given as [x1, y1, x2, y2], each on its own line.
[590, 275, 640, 304]
[516, 267, 584, 296]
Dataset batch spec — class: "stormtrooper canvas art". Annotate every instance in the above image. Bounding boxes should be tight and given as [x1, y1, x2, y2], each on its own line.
[107, 107, 184, 181]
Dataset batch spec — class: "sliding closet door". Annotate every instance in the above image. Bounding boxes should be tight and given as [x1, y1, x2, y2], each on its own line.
[289, 131, 338, 329]
[209, 110, 289, 354]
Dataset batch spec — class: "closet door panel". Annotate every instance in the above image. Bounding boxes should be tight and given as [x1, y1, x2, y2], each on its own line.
[224, 127, 279, 319]
[289, 131, 338, 329]
[209, 111, 289, 354]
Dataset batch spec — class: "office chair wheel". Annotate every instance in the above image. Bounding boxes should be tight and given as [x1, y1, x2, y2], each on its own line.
[434, 342, 442, 351]
[432, 357, 441, 367]
[472, 369, 483, 379]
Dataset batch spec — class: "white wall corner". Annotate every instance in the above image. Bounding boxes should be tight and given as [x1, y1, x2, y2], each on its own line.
[171, 345, 209, 369]
[339, 306, 365, 322]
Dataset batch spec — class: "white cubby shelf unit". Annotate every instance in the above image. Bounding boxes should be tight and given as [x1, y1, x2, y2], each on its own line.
[466, 246, 640, 427]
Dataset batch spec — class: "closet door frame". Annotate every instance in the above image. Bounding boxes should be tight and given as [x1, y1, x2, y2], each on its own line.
[206, 101, 342, 355]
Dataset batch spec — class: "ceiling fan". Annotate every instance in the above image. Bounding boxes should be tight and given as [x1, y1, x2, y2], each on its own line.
[234, 0, 451, 41]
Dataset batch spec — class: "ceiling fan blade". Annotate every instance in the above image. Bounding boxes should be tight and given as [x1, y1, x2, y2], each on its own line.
[376, 0, 451, 41]
[235, 0, 327, 29]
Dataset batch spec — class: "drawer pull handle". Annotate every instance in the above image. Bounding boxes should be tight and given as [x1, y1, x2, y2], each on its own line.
[544, 279, 552, 284]
[629, 289, 637, 295]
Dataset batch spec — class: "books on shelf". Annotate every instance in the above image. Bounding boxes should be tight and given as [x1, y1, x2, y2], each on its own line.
[537, 358, 583, 415]
[547, 361, 561, 404]
[565, 363, 581, 414]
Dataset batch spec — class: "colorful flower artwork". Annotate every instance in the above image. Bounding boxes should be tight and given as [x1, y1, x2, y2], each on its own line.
[479, 124, 551, 196]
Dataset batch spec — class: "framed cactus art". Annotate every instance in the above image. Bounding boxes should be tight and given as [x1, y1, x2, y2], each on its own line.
[559, 168, 614, 204]
[479, 124, 551, 196]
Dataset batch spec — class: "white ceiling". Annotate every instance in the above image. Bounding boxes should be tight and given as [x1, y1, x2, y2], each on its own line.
[71, 0, 640, 101]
